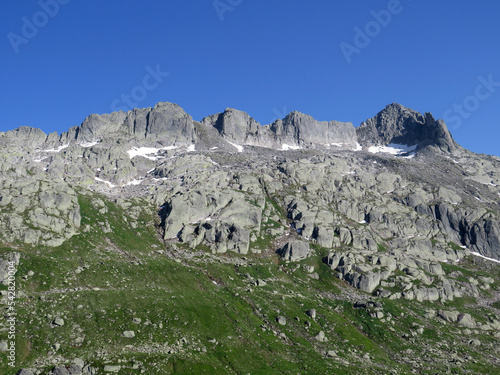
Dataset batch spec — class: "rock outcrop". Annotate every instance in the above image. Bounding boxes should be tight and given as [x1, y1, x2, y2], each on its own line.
[202, 108, 358, 149]
[357, 103, 457, 152]
[76, 102, 196, 145]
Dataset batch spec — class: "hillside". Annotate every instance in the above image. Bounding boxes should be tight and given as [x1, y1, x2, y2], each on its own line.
[1, 102, 499, 374]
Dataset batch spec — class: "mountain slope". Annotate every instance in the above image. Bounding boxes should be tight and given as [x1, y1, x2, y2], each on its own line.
[0, 102, 499, 374]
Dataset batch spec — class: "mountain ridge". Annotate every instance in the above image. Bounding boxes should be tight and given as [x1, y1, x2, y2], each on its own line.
[1, 102, 460, 156]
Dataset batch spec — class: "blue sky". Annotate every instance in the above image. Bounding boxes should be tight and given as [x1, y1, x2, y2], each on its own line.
[1, 0, 499, 156]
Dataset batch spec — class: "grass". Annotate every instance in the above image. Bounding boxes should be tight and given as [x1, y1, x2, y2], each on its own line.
[1, 191, 499, 374]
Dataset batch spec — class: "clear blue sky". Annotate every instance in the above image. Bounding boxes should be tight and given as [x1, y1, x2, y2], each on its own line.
[2, 1, 499, 156]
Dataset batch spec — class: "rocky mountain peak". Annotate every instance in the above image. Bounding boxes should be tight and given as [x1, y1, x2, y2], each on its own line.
[4, 101, 461, 156]
[357, 103, 457, 152]
[74, 101, 196, 145]
[201, 107, 262, 144]
[272, 111, 357, 148]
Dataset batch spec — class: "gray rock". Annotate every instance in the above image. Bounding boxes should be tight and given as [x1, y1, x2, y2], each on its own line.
[82, 366, 97, 375]
[315, 330, 327, 342]
[272, 111, 358, 148]
[0, 252, 20, 285]
[357, 103, 456, 152]
[256, 279, 267, 286]
[327, 350, 337, 357]
[53, 317, 65, 326]
[276, 316, 287, 326]
[438, 310, 460, 323]
[52, 366, 70, 375]
[306, 309, 317, 319]
[122, 330, 135, 338]
[457, 313, 476, 328]
[466, 219, 500, 260]
[103, 365, 121, 373]
[77, 102, 196, 145]
[344, 271, 381, 294]
[278, 241, 310, 262]
[0, 341, 8, 351]
[469, 339, 481, 346]
[202, 108, 273, 147]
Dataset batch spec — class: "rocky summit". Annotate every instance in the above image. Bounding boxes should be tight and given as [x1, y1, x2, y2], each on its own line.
[1, 102, 499, 374]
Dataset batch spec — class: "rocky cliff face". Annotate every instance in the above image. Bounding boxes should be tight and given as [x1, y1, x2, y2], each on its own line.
[76, 102, 197, 144]
[0, 102, 498, 259]
[357, 103, 457, 152]
[1, 101, 500, 374]
[271, 111, 357, 148]
[201, 107, 357, 149]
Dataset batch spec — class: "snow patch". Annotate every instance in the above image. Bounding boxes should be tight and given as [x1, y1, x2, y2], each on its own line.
[94, 177, 116, 188]
[352, 143, 363, 151]
[33, 156, 48, 163]
[80, 140, 100, 148]
[186, 144, 196, 152]
[281, 144, 301, 151]
[471, 252, 500, 264]
[43, 144, 70, 153]
[127, 146, 177, 160]
[368, 144, 417, 156]
[123, 179, 143, 186]
[227, 142, 243, 152]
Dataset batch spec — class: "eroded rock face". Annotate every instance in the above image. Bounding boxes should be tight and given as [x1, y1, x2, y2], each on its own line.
[278, 241, 311, 262]
[160, 186, 263, 255]
[357, 103, 457, 152]
[0, 179, 81, 247]
[201, 108, 274, 147]
[466, 219, 500, 260]
[77, 102, 196, 144]
[0, 101, 498, 265]
[202, 108, 358, 148]
[272, 111, 357, 148]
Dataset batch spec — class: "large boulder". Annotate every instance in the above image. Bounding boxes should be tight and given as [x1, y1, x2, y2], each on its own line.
[0, 252, 20, 285]
[278, 241, 311, 261]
